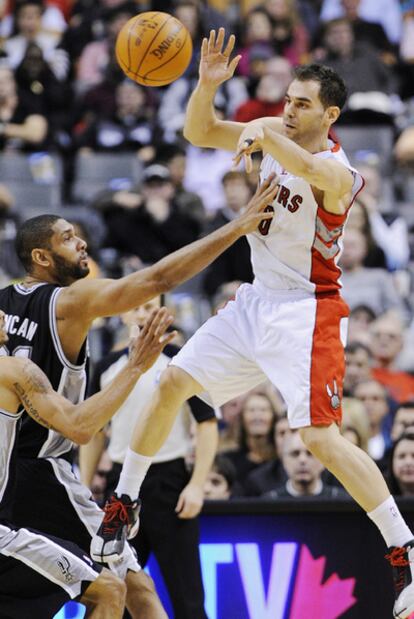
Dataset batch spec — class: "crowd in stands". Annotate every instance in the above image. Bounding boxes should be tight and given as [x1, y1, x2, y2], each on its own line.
[2, 0, 414, 506]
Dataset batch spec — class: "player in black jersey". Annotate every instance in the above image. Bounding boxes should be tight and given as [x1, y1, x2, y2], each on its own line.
[0, 308, 175, 618]
[0, 183, 275, 616]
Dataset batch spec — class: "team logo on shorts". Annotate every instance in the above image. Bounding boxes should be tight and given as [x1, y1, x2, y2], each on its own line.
[326, 380, 341, 409]
[57, 555, 74, 583]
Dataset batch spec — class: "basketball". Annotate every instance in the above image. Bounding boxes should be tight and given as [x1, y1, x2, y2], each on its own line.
[115, 11, 193, 87]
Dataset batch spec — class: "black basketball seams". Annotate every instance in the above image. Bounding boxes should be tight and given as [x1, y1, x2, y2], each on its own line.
[133, 13, 173, 78]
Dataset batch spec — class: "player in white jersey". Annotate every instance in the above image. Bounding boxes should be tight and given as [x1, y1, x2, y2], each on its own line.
[92, 29, 414, 619]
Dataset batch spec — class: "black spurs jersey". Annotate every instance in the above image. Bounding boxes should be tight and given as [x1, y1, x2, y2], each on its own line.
[0, 283, 88, 459]
[0, 407, 23, 520]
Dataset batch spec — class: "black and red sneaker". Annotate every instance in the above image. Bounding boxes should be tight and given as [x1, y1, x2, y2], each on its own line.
[90, 493, 141, 562]
[386, 540, 414, 618]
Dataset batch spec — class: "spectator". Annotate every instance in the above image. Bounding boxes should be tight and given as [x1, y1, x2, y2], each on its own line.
[339, 227, 404, 315]
[202, 170, 254, 297]
[316, 18, 396, 123]
[4, 0, 69, 81]
[160, 143, 206, 229]
[14, 41, 72, 142]
[223, 391, 277, 487]
[0, 64, 48, 151]
[264, 0, 310, 65]
[75, 2, 134, 94]
[316, 0, 396, 59]
[204, 455, 237, 500]
[370, 313, 414, 403]
[341, 396, 371, 452]
[354, 378, 392, 462]
[183, 140, 235, 214]
[347, 304, 377, 345]
[391, 401, 414, 442]
[102, 163, 201, 263]
[234, 56, 292, 123]
[264, 431, 348, 498]
[242, 413, 290, 496]
[237, 7, 275, 77]
[345, 199, 386, 269]
[217, 392, 246, 453]
[387, 432, 414, 497]
[0, 0, 67, 40]
[320, 0, 402, 46]
[344, 341, 373, 396]
[74, 79, 162, 161]
[356, 160, 410, 271]
[0, 183, 21, 282]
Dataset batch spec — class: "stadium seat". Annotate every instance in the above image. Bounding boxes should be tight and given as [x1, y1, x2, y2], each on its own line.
[73, 152, 144, 202]
[335, 125, 394, 170]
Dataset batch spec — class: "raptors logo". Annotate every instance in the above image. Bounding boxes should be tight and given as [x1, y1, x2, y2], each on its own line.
[326, 380, 341, 409]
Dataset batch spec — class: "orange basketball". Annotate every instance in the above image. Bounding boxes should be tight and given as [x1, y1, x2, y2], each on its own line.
[115, 11, 193, 87]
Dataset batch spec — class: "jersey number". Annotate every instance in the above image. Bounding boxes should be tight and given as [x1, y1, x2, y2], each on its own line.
[258, 205, 275, 236]
[0, 345, 32, 359]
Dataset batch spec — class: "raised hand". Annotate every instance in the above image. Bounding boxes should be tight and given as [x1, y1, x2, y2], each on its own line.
[236, 173, 279, 235]
[128, 308, 177, 374]
[199, 27, 241, 88]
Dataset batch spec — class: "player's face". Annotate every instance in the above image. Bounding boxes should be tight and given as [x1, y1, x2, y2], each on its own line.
[0, 310, 8, 346]
[282, 79, 331, 144]
[48, 219, 89, 285]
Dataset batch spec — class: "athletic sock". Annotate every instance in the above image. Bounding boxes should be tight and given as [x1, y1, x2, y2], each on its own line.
[115, 448, 152, 500]
[368, 496, 413, 548]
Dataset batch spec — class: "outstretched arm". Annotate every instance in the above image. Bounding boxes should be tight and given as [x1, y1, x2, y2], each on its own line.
[57, 177, 278, 323]
[3, 309, 176, 444]
[184, 28, 282, 150]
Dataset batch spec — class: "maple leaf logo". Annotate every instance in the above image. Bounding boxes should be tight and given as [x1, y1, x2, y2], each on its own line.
[289, 545, 357, 619]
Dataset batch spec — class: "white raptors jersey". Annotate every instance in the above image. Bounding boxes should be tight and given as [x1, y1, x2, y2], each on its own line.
[249, 140, 364, 294]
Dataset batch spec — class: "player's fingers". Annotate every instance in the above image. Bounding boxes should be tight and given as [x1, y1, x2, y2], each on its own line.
[223, 33, 235, 57]
[227, 54, 241, 76]
[201, 37, 208, 57]
[158, 331, 177, 349]
[154, 312, 174, 338]
[244, 153, 253, 173]
[143, 308, 166, 342]
[215, 27, 225, 51]
[175, 494, 184, 513]
[208, 29, 215, 53]
[138, 308, 158, 340]
[260, 180, 279, 203]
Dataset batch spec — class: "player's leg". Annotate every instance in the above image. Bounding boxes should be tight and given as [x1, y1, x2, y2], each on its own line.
[276, 292, 414, 619]
[124, 570, 168, 619]
[91, 289, 266, 561]
[80, 568, 126, 618]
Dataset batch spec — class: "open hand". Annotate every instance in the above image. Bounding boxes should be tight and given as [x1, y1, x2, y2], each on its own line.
[236, 173, 279, 235]
[128, 308, 177, 374]
[199, 28, 241, 88]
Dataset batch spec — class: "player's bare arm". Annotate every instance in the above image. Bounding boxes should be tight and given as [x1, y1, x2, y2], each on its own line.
[184, 28, 282, 150]
[57, 177, 278, 332]
[234, 123, 354, 214]
[1, 308, 176, 443]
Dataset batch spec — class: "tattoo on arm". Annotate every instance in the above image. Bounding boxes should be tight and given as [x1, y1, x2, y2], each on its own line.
[22, 362, 52, 393]
[13, 361, 57, 431]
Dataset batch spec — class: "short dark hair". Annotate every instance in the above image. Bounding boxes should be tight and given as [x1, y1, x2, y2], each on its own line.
[397, 401, 414, 412]
[293, 63, 348, 110]
[15, 214, 61, 272]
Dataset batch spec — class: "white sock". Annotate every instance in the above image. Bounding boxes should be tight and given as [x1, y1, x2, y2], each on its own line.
[368, 496, 413, 548]
[115, 448, 152, 500]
